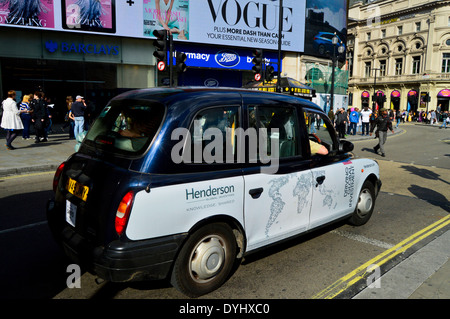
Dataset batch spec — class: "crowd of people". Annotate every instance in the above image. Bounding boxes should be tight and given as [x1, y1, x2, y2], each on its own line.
[1, 90, 91, 150]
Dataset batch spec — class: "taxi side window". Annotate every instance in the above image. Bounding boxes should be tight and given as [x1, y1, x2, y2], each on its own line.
[248, 105, 301, 159]
[189, 106, 239, 164]
[305, 110, 336, 154]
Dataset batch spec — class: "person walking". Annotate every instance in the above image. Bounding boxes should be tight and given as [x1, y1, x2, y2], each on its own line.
[395, 109, 402, 129]
[370, 108, 394, 157]
[360, 106, 372, 136]
[439, 111, 449, 129]
[19, 94, 33, 139]
[1, 90, 26, 150]
[69, 95, 86, 140]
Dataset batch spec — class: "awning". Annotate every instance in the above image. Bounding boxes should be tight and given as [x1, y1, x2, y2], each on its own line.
[242, 77, 316, 99]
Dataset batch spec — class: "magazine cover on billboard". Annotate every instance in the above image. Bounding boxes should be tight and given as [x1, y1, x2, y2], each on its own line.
[143, 0, 189, 40]
[0, 0, 55, 28]
[62, 0, 116, 33]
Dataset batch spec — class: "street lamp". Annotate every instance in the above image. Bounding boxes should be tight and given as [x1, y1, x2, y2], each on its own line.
[329, 35, 345, 115]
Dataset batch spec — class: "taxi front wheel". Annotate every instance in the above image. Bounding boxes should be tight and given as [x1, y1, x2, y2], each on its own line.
[170, 223, 237, 297]
[348, 180, 375, 226]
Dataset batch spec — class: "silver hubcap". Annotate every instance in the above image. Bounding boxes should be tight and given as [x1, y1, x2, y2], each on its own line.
[357, 189, 373, 217]
[189, 235, 226, 282]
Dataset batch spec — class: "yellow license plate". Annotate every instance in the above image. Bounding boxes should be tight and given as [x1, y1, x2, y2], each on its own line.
[66, 178, 89, 201]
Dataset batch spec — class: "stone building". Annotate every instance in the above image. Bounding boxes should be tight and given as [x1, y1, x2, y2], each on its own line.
[347, 0, 450, 113]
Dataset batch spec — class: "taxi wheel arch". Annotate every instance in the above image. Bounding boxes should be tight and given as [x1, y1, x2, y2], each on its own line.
[348, 180, 376, 226]
[170, 222, 238, 297]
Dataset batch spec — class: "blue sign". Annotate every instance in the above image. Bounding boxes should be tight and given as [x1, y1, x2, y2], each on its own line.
[44, 40, 120, 56]
[175, 44, 279, 72]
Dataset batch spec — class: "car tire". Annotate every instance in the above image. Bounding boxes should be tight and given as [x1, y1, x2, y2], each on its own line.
[170, 223, 237, 297]
[348, 180, 375, 226]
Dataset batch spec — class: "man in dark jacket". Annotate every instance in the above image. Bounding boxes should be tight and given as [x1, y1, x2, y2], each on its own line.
[30, 91, 48, 143]
[370, 108, 394, 157]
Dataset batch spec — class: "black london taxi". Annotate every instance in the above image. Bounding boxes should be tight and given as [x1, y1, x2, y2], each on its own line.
[47, 87, 381, 297]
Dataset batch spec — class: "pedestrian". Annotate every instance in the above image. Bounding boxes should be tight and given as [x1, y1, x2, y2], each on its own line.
[328, 108, 335, 127]
[30, 91, 48, 143]
[62, 96, 75, 138]
[360, 106, 372, 136]
[69, 95, 87, 140]
[1, 90, 26, 150]
[349, 107, 359, 135]
[370, 108, 394, 157]
[439, 111, 449, 129]
[335, 108, 347, 138]
[19, 94, 33, 139]
[395, 109, 402, 129]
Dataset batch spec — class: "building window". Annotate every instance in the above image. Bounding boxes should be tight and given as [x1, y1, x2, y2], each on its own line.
[367, 32, 371, 41]
[412, 56, 421, 74]
[381, 29, 386, 38]
[397, 26, 403, 35]
[365, 62, 372, 78]
[380, 60, 387, 76]
[443, 53, 450, 73]
[395, 58, 403, 75]
[415, 22, 421, 32]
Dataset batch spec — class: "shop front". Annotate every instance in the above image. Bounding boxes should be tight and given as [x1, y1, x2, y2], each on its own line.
[390, 90, 401, 110]
[437, 89, 450, 112]
[0, 28, 157, 122]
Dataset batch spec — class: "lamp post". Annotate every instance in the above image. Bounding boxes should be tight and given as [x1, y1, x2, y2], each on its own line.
[329, 34, 345, 115]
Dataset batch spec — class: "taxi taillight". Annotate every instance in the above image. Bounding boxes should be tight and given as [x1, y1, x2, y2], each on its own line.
[115, 191, 134, 236]
[53, 162, 65, 192]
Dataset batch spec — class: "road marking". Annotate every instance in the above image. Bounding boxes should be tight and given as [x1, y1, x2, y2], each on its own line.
[0, 221, 48, 235]
[0, 171, 54, 180]
[331, 230, 394, 249]
[312, 215, 450, 299]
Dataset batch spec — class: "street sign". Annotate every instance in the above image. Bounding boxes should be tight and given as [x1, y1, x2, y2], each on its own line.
[254, 73, 261, 81]
[157, 61, 166, 71]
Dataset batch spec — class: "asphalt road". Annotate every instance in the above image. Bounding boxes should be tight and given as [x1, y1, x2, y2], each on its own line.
[0, 124, 448, 301]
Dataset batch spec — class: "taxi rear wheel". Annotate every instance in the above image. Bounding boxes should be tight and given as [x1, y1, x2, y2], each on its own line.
[348, 180, 375, 226]
[170, 223, 237, 297]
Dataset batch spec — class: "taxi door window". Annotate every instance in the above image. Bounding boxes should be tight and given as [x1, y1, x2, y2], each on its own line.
[248, 105, 301, 159]
[188, 106, 240, 164]
[305, 110, 337, 155]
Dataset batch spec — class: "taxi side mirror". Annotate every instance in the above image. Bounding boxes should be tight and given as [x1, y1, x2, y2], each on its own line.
[339, 140, 354, 153]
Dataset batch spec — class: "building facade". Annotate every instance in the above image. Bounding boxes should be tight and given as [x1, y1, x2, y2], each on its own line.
[347, 0, 450, 113]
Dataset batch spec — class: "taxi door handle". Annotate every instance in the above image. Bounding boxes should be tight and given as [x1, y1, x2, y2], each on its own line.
[315, 176, 326, 187]
[249, 187, 264, 199]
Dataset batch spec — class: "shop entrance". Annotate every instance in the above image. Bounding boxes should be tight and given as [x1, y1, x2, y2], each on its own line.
[438, 98, 449, 112]
[1, 57, 117, 122]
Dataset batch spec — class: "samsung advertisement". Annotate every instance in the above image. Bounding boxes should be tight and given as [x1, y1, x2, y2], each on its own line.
[0, 0, 347, 55]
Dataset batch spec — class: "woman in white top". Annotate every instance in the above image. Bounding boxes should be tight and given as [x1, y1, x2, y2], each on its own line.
[1, 90, 26, 150]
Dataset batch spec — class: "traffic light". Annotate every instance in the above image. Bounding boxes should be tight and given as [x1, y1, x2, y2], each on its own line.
[175, 51, 187, 73]
[265, 65, 275, 82]
[251, 49, 263, 78]
[153, 29, 168, 70]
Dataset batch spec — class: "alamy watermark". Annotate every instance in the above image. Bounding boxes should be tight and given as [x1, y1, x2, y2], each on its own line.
[171, 122, 280, 174]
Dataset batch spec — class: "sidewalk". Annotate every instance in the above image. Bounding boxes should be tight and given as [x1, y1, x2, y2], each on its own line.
[1, 122, 448, 299]
[0, 123, 77, 177]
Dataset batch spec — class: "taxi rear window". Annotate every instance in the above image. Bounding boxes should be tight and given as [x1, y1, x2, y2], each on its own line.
[83, 100, 165, 156]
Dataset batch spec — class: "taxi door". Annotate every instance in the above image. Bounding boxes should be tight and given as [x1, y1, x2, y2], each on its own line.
[243, 104, 313, 252]
[305, 109, 355, 229]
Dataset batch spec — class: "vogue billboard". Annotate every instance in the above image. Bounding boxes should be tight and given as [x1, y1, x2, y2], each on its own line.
[0, 1, 347, 55]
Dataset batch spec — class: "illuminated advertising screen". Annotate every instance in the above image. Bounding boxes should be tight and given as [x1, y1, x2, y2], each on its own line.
[304, 0, 348, 59]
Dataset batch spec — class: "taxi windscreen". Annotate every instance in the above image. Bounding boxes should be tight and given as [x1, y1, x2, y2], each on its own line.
[83, 100, 165, 156]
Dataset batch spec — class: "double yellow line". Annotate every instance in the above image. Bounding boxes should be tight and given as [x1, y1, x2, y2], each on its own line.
[312, 215, 450, 299]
